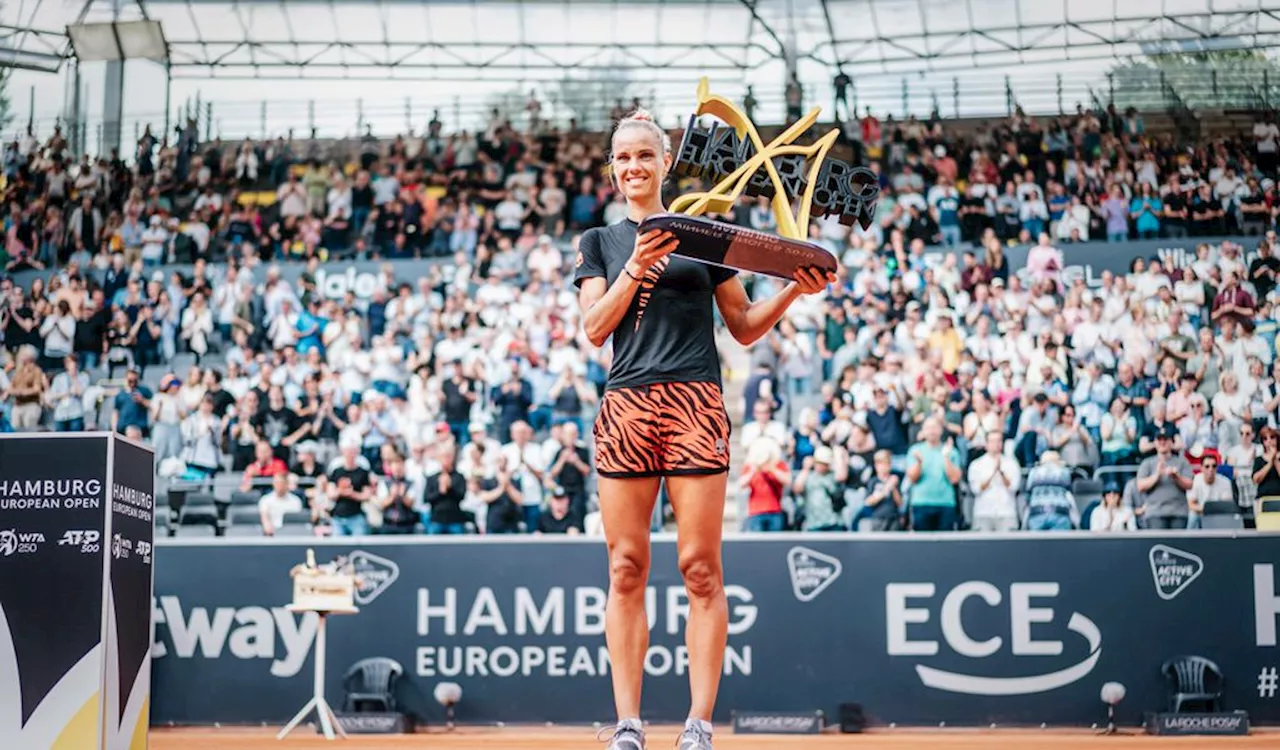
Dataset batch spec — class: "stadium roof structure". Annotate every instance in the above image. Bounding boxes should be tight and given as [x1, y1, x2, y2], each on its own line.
[4, 0, 1280, 83]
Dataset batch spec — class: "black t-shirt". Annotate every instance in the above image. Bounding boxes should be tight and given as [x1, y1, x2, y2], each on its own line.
[442, 378, 477, 423]
[352, 184, 374, 211]
[328, 465, 372, 518]
[206, 387, 236, 418]
[1164, 193, 1186, 228]
[263, 407, 300, 447]
[537, 510, 582, 534]
[551, 443, 591, 496]
[1251, 256, 1280, 300]
[424, 470, 469, 525]
[573, 218, 736, 390]
[1255, 456, 1280, 497]
[481, 478, 523, 533]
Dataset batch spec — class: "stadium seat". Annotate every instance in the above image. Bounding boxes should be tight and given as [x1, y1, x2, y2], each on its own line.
[178, 503, 219, 536]
[155, 511, 172, 538]
[1071, 479, 1103, 515]
[1201, 500, 1238, 516]
[226, 506, 262, 526]
[1079, 499, 1101, 530]
[1256, 498, 1280, 531]
[230, 491, 261, 507]
[223, 507, 265, 537]
[1201, 514, 1244, 530]
[1093, 466, 1139, 486]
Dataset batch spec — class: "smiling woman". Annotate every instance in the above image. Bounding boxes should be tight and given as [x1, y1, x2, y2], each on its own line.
[573, 110, 834, 750]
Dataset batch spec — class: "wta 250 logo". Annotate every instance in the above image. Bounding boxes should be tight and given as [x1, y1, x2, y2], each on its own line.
[0, 529, 45, 556]
[886, 581, 1102, 696]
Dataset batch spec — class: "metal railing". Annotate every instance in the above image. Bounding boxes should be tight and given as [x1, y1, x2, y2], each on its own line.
[10, 62, 1277, 158]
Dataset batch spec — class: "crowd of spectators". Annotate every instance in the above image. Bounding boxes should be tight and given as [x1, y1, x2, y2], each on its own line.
[2, 93, 1280, 535]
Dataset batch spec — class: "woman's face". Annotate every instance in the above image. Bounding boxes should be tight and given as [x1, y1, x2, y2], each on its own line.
[610, 127, 668, 203]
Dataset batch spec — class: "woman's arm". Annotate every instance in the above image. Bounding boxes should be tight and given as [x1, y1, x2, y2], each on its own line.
[578, 229, 675, 347]
[714, 268, 835, 346]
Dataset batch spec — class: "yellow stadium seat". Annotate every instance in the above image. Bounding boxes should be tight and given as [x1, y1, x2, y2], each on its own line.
[1256, 498, 1280, 531]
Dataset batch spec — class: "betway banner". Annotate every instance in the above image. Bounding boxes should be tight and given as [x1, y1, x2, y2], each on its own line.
[150, 535, 1280, 727]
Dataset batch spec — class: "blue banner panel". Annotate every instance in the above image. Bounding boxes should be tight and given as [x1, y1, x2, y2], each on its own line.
[150, 535, 1280, 728]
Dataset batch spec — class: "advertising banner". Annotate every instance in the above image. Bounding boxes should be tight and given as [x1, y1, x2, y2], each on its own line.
[151, 534, 1280, 728]
[1002, 235, 1246, 285]
[107, 438, 157, 750]
[0, 433, 155, 750]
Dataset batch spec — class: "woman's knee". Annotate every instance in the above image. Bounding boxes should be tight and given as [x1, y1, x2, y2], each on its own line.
[608, 548, 650, 597]
[678, 552, 723, 601]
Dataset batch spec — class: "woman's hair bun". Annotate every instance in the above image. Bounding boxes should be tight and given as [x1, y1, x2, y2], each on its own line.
[622, 108, 656, 123]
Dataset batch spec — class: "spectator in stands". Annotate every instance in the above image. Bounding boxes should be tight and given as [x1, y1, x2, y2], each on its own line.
[1022, 451, 1079, 531]
[1135, 424, 1194, 529]
[792, 446, 848, 531]
[740, 437, 790, 532]
[423, 442, 469, 535]
[258, 473, 303, 536]
[906, 417, 962, 531]
[1087, 479, 1136, 532]
[46, 354, 88, 431]
[110, 367, 150, 437]
[966, 432, 1021, 531]
[241, 439, 289, 491]
[327, 442, 375, 536]
[376, 450, 419, 534]
[535, 486, 582, 534]
[1188, 452, 1233, 529]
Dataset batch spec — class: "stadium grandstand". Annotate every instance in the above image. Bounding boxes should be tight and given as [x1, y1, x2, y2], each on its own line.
[1, 0, 1280, 539]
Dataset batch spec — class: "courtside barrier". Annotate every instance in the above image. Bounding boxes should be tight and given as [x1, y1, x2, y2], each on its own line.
[151, 533, 1280, 728]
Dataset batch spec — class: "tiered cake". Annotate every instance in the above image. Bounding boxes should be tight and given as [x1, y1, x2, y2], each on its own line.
[289, 549, 357, 611]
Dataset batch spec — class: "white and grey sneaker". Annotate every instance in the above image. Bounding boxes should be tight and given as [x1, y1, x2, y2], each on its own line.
[676, 719, 713, 750]
[598, 719, 646, 750]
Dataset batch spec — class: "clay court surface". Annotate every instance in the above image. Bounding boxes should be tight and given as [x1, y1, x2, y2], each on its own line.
[150, 725, 1279, 749]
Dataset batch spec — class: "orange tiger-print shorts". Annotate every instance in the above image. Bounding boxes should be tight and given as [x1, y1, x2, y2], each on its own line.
[592, 381, 732, 478]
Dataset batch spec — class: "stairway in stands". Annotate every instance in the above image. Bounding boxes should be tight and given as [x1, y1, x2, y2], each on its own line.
[718, 329, 750, 533]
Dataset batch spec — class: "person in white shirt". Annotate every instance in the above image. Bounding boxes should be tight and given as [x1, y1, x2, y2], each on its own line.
[966, 432, 1022, 531]
[258, 473, 304, 535]
[1188, 453, 1234, 529]
[1088, 481, 1136, 532]
[501, 420, 546, 529]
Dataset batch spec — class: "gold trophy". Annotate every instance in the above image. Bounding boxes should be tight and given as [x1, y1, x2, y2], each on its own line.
[639, 77, 879, 279]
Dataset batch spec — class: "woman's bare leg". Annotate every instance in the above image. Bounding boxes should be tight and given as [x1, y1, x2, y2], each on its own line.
[666, 472, 730, 723]
[599, 475, 662, 721]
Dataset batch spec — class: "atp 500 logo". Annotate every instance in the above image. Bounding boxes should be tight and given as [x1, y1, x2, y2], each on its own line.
[886, 581, 1102, 696]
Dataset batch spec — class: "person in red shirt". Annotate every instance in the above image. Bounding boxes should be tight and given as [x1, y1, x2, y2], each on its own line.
[737, 439, 791, 532]
[240, 440, 289, 491]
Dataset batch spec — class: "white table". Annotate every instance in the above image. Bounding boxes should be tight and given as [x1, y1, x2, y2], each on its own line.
[277, 605, 360, 741]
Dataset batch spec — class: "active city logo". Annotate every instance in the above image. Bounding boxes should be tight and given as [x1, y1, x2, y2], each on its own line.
[786, 547, 842, 602]
[1149, 544, 1203, 600]
[887, 581, 1102, 696]
[348, 550, 400, 605]
[0, 529, 45, 556]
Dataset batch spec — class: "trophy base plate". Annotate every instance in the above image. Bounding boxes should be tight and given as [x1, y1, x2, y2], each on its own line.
[638, 213, 838, 281]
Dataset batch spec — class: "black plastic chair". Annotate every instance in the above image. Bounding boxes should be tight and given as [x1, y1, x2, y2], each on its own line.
[342, 657, 404, 713]
[1161, 655, 1224, 713]
[1202, 500, 1238, 516]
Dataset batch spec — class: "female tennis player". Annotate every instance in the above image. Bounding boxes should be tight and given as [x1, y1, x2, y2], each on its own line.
[575, 110, 834, 750]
